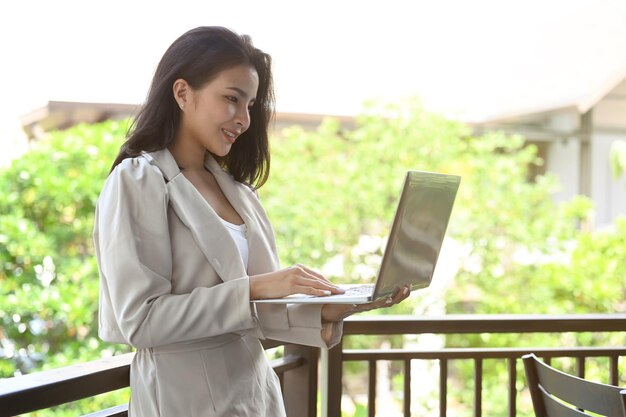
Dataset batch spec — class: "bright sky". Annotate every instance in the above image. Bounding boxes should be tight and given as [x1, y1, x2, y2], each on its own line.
[1, 0, 625, 133]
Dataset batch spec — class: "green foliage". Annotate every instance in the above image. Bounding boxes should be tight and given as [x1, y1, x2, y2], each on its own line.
[263, 100, 471, 287]
[0, 121, 131, 414]
[1, 97, 625, 415]
[263, 98, 624, 319]
[261, 98, 626, 414]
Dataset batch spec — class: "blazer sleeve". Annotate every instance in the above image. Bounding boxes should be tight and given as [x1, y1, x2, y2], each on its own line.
[95, 159, 258, 349]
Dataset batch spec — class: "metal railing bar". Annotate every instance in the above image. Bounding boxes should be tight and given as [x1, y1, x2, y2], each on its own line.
[440, 359, 448, 417]
[342, 347, 626, 361]
[610, 355, 619, 385]
[343, 314, 626, 335]
[368, 360, 376, 417]
[576, 356, 587, 413]
[327, 342, 343, 416]
[474, 358, 482, 417]
[507, 358, 516, 417]
[404, 359, 411, 417]
[576, 356, 586, 378]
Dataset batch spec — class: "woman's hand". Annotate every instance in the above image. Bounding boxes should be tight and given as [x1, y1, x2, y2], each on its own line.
[249, 265, 345, 300]
[321, 285, 411, 323]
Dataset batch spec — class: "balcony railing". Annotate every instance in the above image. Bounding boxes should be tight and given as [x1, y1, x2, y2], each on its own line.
[2, 314, 626, 417]
[325, 314, 626, 417]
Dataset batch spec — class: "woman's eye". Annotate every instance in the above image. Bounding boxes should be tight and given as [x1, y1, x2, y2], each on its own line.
[226, 96, 238, 103]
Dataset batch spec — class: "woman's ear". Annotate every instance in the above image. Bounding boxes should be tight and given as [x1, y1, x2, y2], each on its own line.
[173, 79, 190, 110]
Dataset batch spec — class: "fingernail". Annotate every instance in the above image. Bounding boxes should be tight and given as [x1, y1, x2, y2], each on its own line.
[322, 290, 331, 295]
[403, 287, 409, 295]
[386, 297, 393, 304]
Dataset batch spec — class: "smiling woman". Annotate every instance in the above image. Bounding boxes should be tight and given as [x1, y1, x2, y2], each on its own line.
[170, 65, 259, 161]
[93, 25, 411, 417]
[108, 26, 274, 188]
[167, 64, 262, 226]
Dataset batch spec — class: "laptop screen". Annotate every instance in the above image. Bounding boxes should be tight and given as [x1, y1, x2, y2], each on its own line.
[373, 170, 461, 299]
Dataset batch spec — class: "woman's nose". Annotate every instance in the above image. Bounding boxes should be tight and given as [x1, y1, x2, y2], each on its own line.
[234, 105, 251, 130]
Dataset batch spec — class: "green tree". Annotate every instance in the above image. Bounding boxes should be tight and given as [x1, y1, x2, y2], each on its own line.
[1, 98, 625, 416]
[0, 121, 131, 415]
[261, 98, 626, 416]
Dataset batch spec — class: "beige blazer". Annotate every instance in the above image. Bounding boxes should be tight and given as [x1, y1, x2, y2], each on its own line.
[94, 149, 341, 416]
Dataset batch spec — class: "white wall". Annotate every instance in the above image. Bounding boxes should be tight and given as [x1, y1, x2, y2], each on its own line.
[0, 118, 28, 168]
[591, 131, 626, 226]
[590, 78, 626, 226]
[545, 138, 582, 203]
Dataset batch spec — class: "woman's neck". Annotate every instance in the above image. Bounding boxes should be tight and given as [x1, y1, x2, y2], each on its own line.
[168, 139, 207, 172]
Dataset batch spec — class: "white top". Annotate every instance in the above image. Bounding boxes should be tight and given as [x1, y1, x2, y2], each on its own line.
[220, 218, 249, 269]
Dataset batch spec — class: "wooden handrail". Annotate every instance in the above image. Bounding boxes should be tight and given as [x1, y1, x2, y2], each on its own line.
[326, 314, 626, 417]
[0, 353, 133, 417]
[342, 313, 626, 334]
[3, 315, 626, 417]
[0, 342, 317, 417]
[342, 347, 626, 360]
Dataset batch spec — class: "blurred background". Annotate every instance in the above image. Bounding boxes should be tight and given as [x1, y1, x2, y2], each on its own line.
[1, 1, 626, 416]
[2, 0, 625, 222]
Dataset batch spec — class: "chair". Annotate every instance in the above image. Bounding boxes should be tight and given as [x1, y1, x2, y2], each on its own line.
[523, 353, 626, 417]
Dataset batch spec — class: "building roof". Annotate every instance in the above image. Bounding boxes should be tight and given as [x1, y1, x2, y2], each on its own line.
[479, 69, 626, 124]
[20, 101, 140, 139]
[17, 101, 356, 140]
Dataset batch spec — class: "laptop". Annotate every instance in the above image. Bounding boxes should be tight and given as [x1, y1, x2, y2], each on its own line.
[254, 170, 461, 304]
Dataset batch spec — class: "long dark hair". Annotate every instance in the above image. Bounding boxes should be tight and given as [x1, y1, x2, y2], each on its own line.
[110, 26, 274, 188]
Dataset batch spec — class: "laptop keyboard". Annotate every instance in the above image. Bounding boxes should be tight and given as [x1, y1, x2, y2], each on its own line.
[340, 284, 375, 296]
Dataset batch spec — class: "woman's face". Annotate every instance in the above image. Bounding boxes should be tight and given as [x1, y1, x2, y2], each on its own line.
[176, 64, 259, 157]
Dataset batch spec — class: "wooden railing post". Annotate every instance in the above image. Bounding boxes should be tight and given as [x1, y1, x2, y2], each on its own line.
[326, 340, 344, 417]
[283, 344, 319, 417]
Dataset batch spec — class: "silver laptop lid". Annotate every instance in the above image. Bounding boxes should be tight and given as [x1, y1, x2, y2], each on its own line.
[372, 170, 461, 299]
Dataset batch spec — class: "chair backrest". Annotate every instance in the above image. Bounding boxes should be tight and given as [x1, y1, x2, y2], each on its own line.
[523, 353, 626, 417]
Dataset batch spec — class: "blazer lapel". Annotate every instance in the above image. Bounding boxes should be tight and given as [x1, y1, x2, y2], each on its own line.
[142, 150, 248, 282]
[204, 155, 280, 276]
[204, 155, 256, 233]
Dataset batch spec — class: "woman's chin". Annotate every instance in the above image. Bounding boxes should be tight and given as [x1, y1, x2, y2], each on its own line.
[209, 146, 232, 158]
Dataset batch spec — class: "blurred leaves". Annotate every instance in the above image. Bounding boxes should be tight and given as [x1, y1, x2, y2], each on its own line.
[262, 98, 626, 321]
[0, 121, 131, 381]
[1, 98, 625, 416]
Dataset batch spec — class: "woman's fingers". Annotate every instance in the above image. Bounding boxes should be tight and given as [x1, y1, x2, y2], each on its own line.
[294, 264, 325, 279]
[322, 303, 355, 322]
[250, 264, 349, 299]
[290, 265, 344, 295]
[300, 265, 346, 294]
[294, 277, 344, 296]
[358, 285, 411, 312]
[391, 285, 411, 303]
[293, 264, 338, 287]
[322, 285, 412, 321]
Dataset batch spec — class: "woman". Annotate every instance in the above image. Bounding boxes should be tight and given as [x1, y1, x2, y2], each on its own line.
[94, 26, 410, 416]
